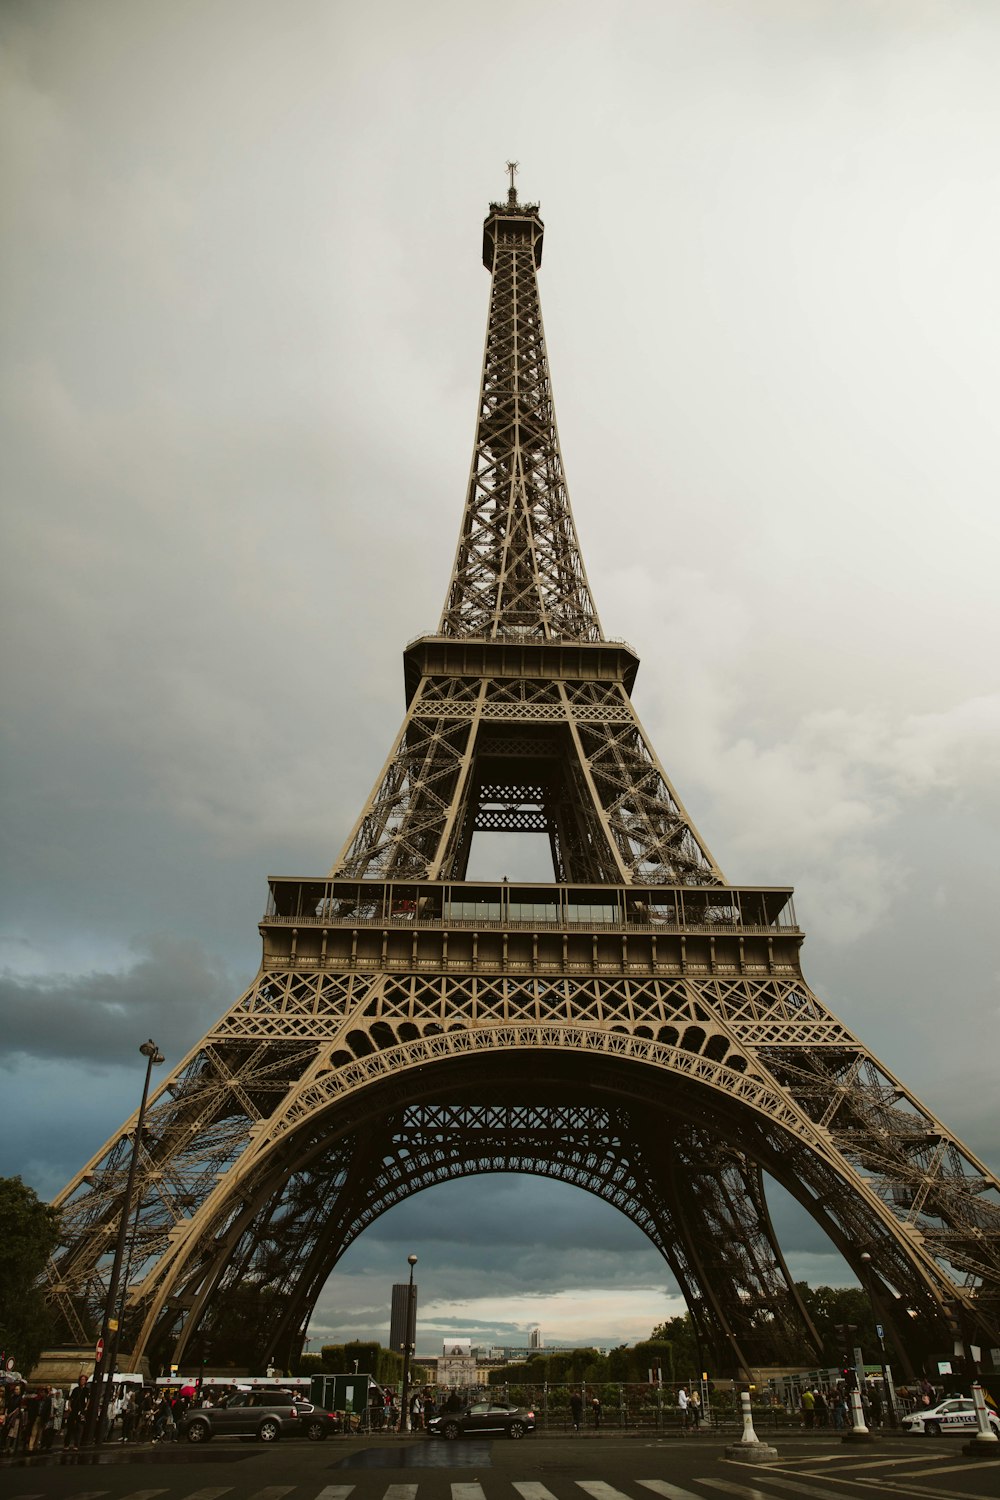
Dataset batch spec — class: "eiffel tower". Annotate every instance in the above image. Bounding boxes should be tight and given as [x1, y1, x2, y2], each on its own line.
[48, 170, 1000, 1382]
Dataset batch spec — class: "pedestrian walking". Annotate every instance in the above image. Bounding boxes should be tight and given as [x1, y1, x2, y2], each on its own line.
[570, 1390, 583, 1431]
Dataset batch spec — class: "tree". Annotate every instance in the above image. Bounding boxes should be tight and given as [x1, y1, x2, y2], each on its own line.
[647, 1315, 701, 1381]
[794, 1283, 878, 1366]
[0, 1176, 61, 1374]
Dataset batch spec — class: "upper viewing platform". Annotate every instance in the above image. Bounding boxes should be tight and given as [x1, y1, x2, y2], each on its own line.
[483, 166, 543, 268]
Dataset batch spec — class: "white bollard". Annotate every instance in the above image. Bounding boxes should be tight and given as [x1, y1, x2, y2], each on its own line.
[724, 1389, 778, 1462]
[841, 1386, 873, 1443]
[849, 1389, 870, 1436]
[962, 1382, 999, 1455]
[739, 1390, 760, 1444]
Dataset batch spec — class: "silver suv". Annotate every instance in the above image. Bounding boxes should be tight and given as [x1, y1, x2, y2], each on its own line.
[180, 1390, 339, 1443]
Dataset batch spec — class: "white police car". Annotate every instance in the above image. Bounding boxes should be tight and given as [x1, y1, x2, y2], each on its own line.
[901, 1397, 1000, 1438]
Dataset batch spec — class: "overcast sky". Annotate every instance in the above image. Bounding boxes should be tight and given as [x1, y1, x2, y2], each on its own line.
[2, 0, 998, 1356]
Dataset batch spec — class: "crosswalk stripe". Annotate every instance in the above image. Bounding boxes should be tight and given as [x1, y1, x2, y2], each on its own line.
[121, 1490, 168, 1500]
[513, 1486, 560, 1500]
[452, 1487, 487, 1500]
[639, 1481, 711, 1500]
[383, 1488, 418, 1500]
[182, 1491, 234, 1500]
[577, 1484, 632, 1500]
[313, 1489, 356, 1500]
[245, 1490, 295, 1500]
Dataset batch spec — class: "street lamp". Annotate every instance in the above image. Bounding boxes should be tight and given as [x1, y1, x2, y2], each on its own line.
[399, 1253, 418, 1433]
[859, 1252, 897, 1427]
[81, 1039, 164, 1448]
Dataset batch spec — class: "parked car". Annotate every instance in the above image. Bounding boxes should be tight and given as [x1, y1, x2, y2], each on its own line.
[901, 1397, 1000, 1439]
[180, 1389, 341, 1443]
[427, 1401, 535, 1440]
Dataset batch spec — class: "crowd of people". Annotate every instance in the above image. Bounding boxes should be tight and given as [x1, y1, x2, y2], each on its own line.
[0, 1376, 297, 1453]
[798, 1375, 900, 1429]
[0, 1375, 92, 1453]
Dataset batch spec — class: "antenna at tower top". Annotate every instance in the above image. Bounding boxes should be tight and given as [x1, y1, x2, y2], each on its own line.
[506, 159, 519, 206]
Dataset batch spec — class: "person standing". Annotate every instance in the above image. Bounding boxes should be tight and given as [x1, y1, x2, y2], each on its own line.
[48, 1384, 66, 1450]
[64, 1374, 88, 1450]
[3, 1382, 24, 1453]
[689, 1388, 702, 1432]
[800, 1386, 815, 1429]
[591, 1394, 602, 1429]
[677, 1385, 690, 1433]
[570, 1390, 583, 1432]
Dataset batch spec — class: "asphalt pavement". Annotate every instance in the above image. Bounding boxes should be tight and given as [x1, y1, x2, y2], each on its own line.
[3, 1428, 999, 1500]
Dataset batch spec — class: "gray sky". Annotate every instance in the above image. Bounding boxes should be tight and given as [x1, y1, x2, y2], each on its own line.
[2, 0, 998, 1354]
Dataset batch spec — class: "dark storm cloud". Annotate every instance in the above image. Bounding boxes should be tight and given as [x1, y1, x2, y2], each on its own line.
[0, 936, 231, 1067]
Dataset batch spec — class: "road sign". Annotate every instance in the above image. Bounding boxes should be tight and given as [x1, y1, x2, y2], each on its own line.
[95, 1337, 104, 1363]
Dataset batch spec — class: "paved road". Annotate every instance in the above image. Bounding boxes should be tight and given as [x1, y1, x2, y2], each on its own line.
[3, 1433, 999, 1500]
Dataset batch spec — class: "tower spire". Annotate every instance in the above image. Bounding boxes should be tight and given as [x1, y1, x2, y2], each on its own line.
[441, 177, 603, 642]
[506, 158, 519, 207]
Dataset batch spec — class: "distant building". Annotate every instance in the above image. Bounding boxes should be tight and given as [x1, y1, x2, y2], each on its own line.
[437, 1337, 477, 1390]
[389, 1281, 418, 1353]
[529, 1326, 544, 1350]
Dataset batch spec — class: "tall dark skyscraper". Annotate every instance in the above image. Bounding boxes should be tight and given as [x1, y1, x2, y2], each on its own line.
[390, 1281, 418, 1353]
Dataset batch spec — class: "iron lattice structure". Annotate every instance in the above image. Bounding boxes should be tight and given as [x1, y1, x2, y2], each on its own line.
[48, 179, 1000, 1379]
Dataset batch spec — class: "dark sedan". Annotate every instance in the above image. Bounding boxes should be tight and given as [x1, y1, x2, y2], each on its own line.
[428, 1401, 535, 1440]
[180, 1390, 340, 1443]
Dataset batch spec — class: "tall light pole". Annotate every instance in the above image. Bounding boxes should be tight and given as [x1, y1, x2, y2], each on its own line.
[399, 1253, 418, 1432]
[859, 1251, 898, 1427]
[81, 1039, 164, 1448]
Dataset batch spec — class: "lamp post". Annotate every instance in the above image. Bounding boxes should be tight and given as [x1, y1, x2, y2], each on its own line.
[859, 1251, 897, 1427]
[81, 1039, 164, 1448]
[399, 1253, 418, 1432]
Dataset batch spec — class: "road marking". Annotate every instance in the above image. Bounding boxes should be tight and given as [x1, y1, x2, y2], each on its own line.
[699, 1480, 779, 1500]
[902, 1458, 1000, 1476]
[313, 1489, 356, 1500]
[858, 1463, 1000, 1500]
[638, 1481, 708, 1500]
[514, 1487, 560, 1500]
[121, 1491, 168, 1500]
[708, 1475, 862, 1500]
[452, 1487, 487, 1500]
[577, 1484, 633, 1500]
[383, 1488, 418, 1500]
[182, 1491, 234, 1500]
[245, 1489, 295, 1500]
